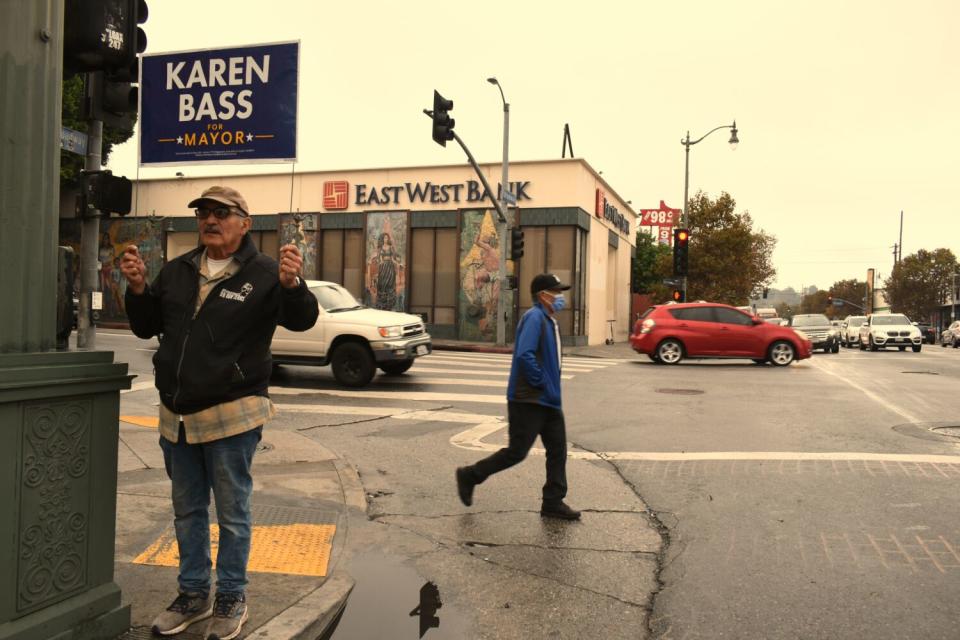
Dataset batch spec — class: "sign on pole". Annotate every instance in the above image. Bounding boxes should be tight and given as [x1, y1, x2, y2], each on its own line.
[61, 126, 88, 155]
[638, 200, 681, 245]
[139, 41, 299, 166]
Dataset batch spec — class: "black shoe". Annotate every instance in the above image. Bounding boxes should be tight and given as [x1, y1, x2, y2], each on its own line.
[540, 501, 581, 520]
[456, 467, 475, 506]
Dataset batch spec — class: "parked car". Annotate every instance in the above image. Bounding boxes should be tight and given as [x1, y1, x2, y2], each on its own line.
[629, 302, 812, 366]
[941, 321, 960, 348]
[271, 280, 432, 386]
[858, 313, 922, 352]
[789, 314, 840, 353]
[842, 315, 867, 347]
[913, 322, 937, 345]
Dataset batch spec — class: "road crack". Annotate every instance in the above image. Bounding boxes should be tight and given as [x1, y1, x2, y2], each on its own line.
[570, 439, 673, 638]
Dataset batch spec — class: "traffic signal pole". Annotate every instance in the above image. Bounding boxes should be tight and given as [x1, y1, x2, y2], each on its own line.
[77, 72, 104, 350]
[496, 100, 510, 347]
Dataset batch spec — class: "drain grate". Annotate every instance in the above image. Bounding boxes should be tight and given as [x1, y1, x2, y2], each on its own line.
[931, 426, 960, 438]
[655, 388, 704, 395]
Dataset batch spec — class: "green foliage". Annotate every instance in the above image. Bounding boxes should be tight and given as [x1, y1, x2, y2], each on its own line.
[827, 278, 867, 317]
[800, 289, 830, 315]
[684, 191, 777, 305]
[774, 301, 794, 320]
[884, 248, 958, 321]
[60, 75, 137, 187]
[630, 232, 671, 294]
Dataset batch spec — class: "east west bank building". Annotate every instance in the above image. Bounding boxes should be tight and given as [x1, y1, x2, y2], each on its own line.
[60, 158, 637, 346]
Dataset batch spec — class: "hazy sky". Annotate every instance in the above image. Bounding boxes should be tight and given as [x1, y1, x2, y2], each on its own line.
[106, 0, 960, 290]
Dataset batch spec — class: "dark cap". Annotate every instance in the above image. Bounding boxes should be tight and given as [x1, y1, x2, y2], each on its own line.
[188, 185, 249, 216]
[530, 273, 571, 296]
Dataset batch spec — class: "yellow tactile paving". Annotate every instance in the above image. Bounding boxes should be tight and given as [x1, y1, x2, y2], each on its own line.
[121, 415, 160, 428]
[132, 524, 335, 577]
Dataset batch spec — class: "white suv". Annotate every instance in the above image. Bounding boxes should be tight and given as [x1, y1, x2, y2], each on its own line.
[271, 280, 432, 387]
[842, 315, 867, 347]
[858, 313, 922, 352]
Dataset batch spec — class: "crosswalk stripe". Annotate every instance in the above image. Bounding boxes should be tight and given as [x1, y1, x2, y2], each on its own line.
[423, 356, 596, 372]
[276, 403, 501, 424]
[377, 377, 507, 388]
[406, 367, 575, 380]
[269, 387, 505, 404]
[427, 353, 610, 369]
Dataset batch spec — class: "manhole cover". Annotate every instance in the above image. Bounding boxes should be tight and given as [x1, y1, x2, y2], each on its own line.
[902, 371, 939, 375]
[893, 422, 960, 442]
[256, 442, 274, 453]
[931, 426, 960, 438]
[655, 388, 705, 395]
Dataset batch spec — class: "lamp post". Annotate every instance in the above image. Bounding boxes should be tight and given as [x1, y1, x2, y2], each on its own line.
[488, 77, 510, 346]
[680, 121, 739, 300]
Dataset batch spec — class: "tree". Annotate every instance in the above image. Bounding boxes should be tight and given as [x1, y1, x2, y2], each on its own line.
[631, 231, 671, 293]
[827, 278, 867, 317]
[884, 248, 958, 322]
[800, 289, 830, 315]
[685, 191, 777, 305]
[60, 75, 136, 187]
[774, 301, 794, 320]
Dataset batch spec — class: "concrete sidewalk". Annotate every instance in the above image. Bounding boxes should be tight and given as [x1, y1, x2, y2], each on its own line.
[113, 407, 366, 639]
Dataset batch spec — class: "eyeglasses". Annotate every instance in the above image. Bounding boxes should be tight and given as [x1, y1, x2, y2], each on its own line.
[194, 206, 242, 220]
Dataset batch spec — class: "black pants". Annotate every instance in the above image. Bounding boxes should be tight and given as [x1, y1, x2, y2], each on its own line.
[468, 401, 568, 505]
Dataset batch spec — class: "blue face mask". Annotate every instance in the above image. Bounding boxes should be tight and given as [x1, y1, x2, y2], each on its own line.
[550, 293, 567, 312]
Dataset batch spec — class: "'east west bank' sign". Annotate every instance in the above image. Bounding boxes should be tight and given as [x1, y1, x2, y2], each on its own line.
[139, 42, 299, 165]
[323, 180, 533, 210]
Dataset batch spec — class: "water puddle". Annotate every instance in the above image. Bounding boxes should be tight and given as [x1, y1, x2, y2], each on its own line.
[327, 553, 469, 639]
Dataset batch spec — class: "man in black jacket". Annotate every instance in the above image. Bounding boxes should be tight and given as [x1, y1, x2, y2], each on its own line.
[120, 186, 318, 640]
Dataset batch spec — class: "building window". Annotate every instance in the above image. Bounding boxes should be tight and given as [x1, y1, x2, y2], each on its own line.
[410, 227, 457, 328]
[517, 225, 583, 335]
[320, 229, 363, 299]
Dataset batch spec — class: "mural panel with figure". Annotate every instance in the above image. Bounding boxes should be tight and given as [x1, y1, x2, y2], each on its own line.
[364, 211, 407, 312]
[278, 214, 318, 279]
[458, 209, 513, 342]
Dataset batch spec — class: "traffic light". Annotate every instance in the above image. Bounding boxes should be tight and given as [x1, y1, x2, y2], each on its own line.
[67, 0, 148, 132]
[79, 170, 133, 216]
[431, 90, 455, 146]
[673, 228, 690, 277]
[510, 228, 525, 261]
[672, 289, 685, 302]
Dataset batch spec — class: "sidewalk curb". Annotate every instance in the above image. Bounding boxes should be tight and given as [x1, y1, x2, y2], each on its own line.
[245, 571, 354, 640]
[333, 458, 368, 512]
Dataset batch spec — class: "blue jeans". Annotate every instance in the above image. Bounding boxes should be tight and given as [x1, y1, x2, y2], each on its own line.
[160, 424, 261, 595]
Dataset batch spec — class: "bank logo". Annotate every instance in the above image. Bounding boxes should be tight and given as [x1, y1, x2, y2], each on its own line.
[323, 181, 349, 210]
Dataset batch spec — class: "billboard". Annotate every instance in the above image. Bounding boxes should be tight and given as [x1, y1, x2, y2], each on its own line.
[139, 41, 299, 165]
[638, 200, 681, 245]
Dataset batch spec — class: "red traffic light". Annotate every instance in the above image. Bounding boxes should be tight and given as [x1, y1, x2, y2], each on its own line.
[672, 289, 683, 302]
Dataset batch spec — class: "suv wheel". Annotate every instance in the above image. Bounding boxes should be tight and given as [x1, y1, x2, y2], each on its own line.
[379, 359, 414, 376]
[869, 337, 878, 352]
[831, 344, 840, 353]
[769, 341, 796, 366]
[656, 339, 684, 365]
[913, 344, 922, 353]
[859, 337, 866, 351]
[331, 342, 376, 387]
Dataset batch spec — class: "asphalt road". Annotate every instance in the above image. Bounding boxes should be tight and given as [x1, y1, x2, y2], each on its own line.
[97, 330, 960, 639]
[566, 344, 960, 640]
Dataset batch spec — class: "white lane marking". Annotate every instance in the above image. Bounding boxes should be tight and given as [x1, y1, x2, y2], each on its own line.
[424, 357, 597, 372]
[379, 377, 507, 388]
[426, 352, 626, 365]
[409, 367, 574, 380]
[808, 358, 920, 424]
[277, 403, 502, 424]
[449, 422, 960, 464]
[428, 353, 612, 369]
[269, 387, 505, 404]
[122, 380, 156, 394]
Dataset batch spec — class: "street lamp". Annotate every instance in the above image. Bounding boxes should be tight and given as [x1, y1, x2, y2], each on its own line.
[680, 120, 739, 299]
[488, 77, 510, 346]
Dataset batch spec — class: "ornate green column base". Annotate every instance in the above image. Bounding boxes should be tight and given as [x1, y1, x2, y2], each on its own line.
[0, 351, 133, 640]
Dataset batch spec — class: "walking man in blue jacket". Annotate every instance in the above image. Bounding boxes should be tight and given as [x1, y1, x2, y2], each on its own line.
[456, 273, 581, 520]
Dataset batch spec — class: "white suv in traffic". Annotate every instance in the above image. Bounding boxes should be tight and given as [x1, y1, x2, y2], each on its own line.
[842, 315, 867, 347]
[858, 313, 922, 352]
[271, 280, 432, 387]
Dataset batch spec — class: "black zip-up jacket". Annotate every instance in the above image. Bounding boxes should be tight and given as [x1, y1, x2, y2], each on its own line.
[124, 234, 318, 415]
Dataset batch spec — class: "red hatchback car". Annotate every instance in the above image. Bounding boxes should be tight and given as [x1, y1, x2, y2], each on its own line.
[630, 302, 813, 366]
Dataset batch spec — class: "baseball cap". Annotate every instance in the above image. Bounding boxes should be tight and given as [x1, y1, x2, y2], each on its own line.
[530, 273, 571, 296]
[188, 186, 249, 216]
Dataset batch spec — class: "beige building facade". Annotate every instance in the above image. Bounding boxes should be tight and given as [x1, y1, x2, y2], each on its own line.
[61, 158, 636, 345]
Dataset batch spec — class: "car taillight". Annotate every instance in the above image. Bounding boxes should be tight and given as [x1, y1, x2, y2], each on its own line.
[641, 318, 656, 334]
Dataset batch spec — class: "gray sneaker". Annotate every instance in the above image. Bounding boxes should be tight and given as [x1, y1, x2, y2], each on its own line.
[151, 591, 213, 636]
[204, 592, 248, 640]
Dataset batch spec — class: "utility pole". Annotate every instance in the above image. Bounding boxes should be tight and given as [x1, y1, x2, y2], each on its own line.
[77, 72, 104, 350]
[898, 210, 903, 263]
